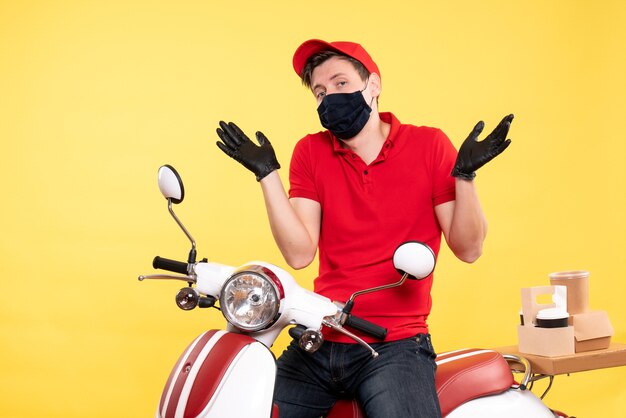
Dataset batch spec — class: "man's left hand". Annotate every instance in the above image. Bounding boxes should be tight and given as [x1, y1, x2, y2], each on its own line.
[452, 114, 514, 180]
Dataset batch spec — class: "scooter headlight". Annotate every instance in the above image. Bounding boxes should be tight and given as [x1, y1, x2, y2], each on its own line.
[219, 265, 284, 332]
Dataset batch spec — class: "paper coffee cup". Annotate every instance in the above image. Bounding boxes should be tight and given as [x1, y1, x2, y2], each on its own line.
[548, 270, 589, 315]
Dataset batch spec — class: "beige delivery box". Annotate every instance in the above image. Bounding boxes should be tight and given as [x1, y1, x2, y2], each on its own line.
[517, 286, 576, 357]
[569, 310, 614, 352]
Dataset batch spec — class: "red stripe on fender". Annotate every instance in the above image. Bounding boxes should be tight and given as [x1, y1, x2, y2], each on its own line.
[160, 335, 206, 416]
[162, 330, 219, 418]
[185, 332, 257, 417]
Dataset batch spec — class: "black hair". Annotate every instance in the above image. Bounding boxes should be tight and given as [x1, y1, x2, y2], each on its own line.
[300, 50, 370, 89]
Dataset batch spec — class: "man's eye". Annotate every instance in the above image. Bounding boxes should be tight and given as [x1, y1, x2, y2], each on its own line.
[337, 81, 347, 87]
[316, 91, 326, 99]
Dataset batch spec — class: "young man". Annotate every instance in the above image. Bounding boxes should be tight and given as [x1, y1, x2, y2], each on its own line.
[215, 39, 513, 418]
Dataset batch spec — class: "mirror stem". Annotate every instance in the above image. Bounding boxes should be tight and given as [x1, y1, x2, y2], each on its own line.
[343, 273, 409, 315]
[168, 198, 197, 264]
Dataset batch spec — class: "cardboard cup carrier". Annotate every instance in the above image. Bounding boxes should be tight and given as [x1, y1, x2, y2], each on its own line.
[518, 285, 575, 357]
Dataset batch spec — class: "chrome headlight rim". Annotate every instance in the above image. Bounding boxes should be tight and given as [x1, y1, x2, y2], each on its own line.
[219, 265, 284, 332]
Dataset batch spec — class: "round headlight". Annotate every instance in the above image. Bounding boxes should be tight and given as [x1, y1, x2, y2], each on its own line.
[219, 265, 283, 332]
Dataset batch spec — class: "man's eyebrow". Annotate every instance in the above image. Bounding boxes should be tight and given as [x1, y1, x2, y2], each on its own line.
[312, 73, 348, 92]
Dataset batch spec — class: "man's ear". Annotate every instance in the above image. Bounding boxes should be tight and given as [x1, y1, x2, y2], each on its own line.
[368, 72, 382, 98]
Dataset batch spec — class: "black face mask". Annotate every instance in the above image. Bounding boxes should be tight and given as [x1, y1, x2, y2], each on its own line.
[317, 87, 372, 140]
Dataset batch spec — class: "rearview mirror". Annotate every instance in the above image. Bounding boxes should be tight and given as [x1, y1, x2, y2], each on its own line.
[392, 241, 436, 280]
[156, 164, 196, 263]
[158, 164, 185, 204]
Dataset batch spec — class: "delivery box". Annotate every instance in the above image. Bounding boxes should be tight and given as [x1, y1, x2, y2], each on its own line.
[569, 310, 614, 352]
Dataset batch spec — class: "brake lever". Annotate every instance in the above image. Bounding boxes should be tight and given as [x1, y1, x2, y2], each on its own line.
[323, 318, 379, 358]
[138, 274, 196, 283]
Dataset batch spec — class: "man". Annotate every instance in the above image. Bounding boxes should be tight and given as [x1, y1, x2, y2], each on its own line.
[215, 39, 512, 418]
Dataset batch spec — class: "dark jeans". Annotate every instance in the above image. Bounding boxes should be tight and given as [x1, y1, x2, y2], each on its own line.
[274, 333, 442, 418]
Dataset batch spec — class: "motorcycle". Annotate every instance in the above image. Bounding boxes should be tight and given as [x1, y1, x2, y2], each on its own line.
[138, 164, 569, 418]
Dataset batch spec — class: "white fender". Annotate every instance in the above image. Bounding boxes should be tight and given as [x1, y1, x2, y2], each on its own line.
[201, 340, 276, 417]
[157, 330, 276, 418]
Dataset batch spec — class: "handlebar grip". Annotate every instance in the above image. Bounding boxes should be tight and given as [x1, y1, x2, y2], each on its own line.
[153, 256, 189, 275]
[344, 315, 388, 340]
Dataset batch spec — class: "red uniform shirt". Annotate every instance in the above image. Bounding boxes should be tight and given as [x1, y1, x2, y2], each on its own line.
[289, 112, 457, 342]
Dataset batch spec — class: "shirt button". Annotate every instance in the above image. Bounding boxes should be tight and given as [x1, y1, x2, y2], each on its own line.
[385, 143, 390, 148]
[364, 170, 369, 175]
[351, 154, 356, 159]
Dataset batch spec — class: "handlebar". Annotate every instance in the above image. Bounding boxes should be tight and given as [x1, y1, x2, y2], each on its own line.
[153, 256, 189, 275]
[344, 315, 388, 340]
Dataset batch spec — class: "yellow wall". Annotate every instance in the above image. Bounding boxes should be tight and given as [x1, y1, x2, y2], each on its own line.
[1, 0, 624, 416]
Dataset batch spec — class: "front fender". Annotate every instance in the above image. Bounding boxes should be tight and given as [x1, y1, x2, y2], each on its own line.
[157, 330, 276, 418]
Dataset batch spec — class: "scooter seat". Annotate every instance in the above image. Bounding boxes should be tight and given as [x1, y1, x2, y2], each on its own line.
[326, 348, 514, 418]
[435, 348, 514, 416]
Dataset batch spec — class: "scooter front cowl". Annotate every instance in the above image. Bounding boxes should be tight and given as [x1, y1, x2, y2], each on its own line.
[157, 330, 276, 418]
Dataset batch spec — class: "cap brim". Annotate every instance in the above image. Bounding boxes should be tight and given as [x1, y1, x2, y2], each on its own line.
[292, 39, 338, 78]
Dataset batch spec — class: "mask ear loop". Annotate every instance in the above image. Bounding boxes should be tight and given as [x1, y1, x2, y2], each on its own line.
[360, 77, 370, 93]
[360, 77, 376, 108]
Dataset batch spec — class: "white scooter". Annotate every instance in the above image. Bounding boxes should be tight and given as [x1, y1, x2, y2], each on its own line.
[138, 165, 569, 418]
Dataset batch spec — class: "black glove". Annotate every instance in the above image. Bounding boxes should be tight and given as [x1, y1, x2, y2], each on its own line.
[216, 121, 280, 181]
[451, 114, 514, 180]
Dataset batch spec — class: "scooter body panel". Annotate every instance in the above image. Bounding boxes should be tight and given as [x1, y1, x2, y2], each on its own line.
[157, 330, 276, 418]
[446, 389, 556, 418]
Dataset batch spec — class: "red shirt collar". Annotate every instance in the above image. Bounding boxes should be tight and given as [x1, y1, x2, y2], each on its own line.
[330, 112, 400, 158]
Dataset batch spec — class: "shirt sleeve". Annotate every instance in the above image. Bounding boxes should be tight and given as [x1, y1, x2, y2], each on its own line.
[431, 129, 457, 206]
[288, 136, 320, 202]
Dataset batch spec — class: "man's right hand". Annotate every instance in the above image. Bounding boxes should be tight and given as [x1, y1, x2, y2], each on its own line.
[216, 121, 281, 181]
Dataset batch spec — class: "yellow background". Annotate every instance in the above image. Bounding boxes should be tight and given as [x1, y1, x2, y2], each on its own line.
[1, 0, 624, 416]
